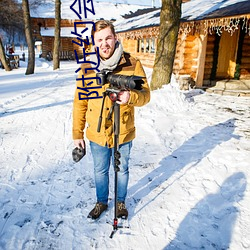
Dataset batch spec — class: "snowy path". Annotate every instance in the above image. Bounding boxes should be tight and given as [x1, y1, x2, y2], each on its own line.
[0, 60, 250, 249]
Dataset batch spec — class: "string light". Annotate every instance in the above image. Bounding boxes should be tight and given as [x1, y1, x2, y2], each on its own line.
[117, 15, 250, 40]
[179, 15, 250, 37]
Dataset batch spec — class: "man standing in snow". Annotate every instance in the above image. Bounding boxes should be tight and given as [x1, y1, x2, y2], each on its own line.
[72, 20, 150, 220]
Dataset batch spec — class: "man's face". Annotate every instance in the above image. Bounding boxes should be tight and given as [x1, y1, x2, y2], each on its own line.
[94, 27, 117, 60]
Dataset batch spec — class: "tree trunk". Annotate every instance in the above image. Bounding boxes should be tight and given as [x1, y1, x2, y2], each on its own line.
[151, 0, 182, 90]
[53, 0, 61, 70]
[0, 37, 11, 71]
[22, 0, 35, 75]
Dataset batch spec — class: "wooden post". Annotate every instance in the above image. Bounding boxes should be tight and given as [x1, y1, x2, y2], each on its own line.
[195, 32, 207, 88]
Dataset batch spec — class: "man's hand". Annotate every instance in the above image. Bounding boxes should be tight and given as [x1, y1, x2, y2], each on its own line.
[74, 139, 85, 149]
[72, 139, 86, 162]
[116, 90, 130, 105]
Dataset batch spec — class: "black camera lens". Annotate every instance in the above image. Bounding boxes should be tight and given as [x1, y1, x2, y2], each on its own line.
[96, 70, 144, 90]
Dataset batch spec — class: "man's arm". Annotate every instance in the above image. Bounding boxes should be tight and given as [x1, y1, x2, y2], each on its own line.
[128, 60, 150, 107]
[72, 69, 88, 147]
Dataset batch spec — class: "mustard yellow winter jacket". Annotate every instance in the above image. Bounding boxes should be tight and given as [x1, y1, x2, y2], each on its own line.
[72, 52, 150, 148]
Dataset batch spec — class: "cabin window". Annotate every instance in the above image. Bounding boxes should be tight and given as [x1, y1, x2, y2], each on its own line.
[137, 38, 144, 53]
[137, 39, 141, 53]
[150, 38, 155, 53]
[137, 38, 156, 54]
[146, 38, 150, 53]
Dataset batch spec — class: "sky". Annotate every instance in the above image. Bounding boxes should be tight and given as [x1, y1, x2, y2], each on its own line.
[0, 48, 249, 249]
[30, 0, 250, 27]
[30, 0, 157, 20]
[95, 0, 161, 7]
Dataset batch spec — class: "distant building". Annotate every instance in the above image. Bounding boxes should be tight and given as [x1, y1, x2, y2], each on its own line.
[30, 1, 150, 61]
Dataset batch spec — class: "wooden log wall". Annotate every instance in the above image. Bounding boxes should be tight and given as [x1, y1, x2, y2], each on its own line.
[32, 18, 77, 29]
[121, 39, 137, 54]
[203, 34, 216, 82]
[173, 34, 199, 81]
[173, 34, 185, 75]
[183, 35, 198, 79]
[41, 36, 87, 59]
[134, 53, 155, 68]
[120, 38, 156, 68]
[240, 35, 250, 79]
[120, 30, 200, 77]
[32, 17, 88, 60]
[117, 27, 158, 68]
[41, 37, 53, 58]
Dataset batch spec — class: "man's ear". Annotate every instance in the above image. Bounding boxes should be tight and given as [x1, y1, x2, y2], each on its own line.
[93, 44, 98, 51]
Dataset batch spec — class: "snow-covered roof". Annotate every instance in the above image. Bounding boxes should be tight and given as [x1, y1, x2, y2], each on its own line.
[40, 27, 91, 38]
[182, 0, 250, 21]
[114, 8, 160, 33]
[114, 0, 250, 33]
[30, 0, 151, 21]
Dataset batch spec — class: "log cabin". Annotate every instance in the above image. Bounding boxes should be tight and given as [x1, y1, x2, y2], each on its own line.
[31, 18, 89, 60]
[115, 0, 250, 94]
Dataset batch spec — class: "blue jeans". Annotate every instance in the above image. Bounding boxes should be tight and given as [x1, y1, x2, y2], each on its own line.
[90, 141, 132, 205]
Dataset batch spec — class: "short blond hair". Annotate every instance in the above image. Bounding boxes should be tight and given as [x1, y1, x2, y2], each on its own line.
[91, 20, 116, 38]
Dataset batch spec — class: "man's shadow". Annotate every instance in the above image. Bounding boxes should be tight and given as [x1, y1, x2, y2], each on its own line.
[164, 172, 247, 249]
[127, 118, 239, 216]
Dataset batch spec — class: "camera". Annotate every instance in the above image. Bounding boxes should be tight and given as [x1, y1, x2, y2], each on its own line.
[72, 146, 86, 162]
[96, 70, 144, 90]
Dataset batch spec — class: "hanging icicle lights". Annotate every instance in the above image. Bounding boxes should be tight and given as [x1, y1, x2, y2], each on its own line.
[179, 15, 250, 37]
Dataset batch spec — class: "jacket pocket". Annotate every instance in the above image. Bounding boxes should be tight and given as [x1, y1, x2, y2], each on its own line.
[120, 107, 135, 134]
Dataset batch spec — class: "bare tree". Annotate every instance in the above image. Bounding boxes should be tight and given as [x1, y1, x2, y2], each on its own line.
[0, 0, 23, 71]
[53, 0, 61, 70]
[0, 0, 24, 34]
[22, 0, 35, 75]
[0, 37, 11, 71]
[29, 0, 47, 8]
[151, 0, 182, 90]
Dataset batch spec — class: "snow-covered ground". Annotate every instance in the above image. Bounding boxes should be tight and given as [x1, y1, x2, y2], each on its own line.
[0, 49, 250, 250]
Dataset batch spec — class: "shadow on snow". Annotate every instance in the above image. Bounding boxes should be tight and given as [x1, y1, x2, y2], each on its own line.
[164, 172, 247, 249]
[128, 118, 239, 213]
[0, 100, 73, 117]
[127, 118, 243, 248]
